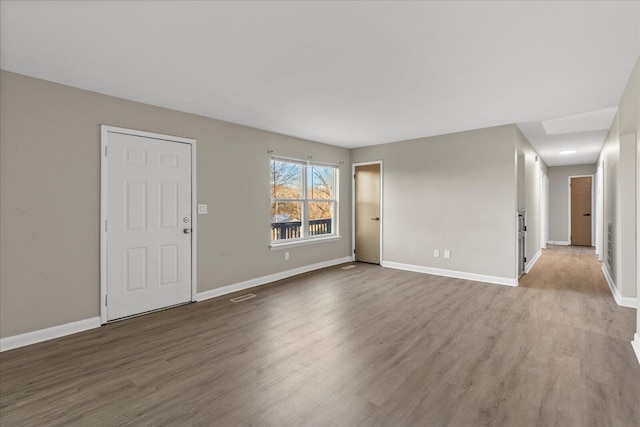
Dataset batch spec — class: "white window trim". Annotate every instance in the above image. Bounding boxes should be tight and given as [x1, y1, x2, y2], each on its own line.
[270, 156, 339, 246]
[270, 235, 342, 250]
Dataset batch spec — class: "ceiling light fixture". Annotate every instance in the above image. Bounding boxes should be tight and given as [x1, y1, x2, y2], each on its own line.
[559, 150, 577, 155]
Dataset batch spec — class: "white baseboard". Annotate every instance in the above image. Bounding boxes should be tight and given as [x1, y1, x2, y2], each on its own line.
[381, 261, 516, 287]
[0, 317, 101, 352]
[601, 265, 637, 308]
[548, 241, 570, 246]
[1, 258, 353, 352]
[196, 256, 353, 302]
[620, 296, 638, 308]
[525, 249, 542, 274]
[632, 333, 640, 366]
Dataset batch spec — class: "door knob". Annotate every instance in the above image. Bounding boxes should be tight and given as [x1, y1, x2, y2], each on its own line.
[183, 228, 192, 234]
[371, 217, 380, 221]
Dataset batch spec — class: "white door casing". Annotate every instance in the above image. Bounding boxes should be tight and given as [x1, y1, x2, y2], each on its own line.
[567, 174, 594, 246]
[351, 161, 383, 264]
[596, 163, 604, 260]
[540, 171, 548, 251]
[101, 126, 196, 322]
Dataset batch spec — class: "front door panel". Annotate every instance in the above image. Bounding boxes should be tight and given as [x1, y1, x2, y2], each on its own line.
[106, 132, 192, 320]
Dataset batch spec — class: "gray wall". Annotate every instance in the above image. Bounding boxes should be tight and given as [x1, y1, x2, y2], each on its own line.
[350, 125, 542, 281]
[0, 71, 550, 340]
[517, 152, 525, 210]
[0, 71, 351, 338]
[547, 164, 596, 244]
[515, 127, 549, 267]
[634, 59, 640, 336]
[598, 57, 639, 303]
[600, 124, 620, 285]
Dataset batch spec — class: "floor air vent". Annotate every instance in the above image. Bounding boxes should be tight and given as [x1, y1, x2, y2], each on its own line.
[230, 293, 256, 303]
[341, 265, 357, 270]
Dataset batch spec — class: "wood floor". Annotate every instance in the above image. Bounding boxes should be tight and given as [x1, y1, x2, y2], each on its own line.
[1, 246, 638, 426]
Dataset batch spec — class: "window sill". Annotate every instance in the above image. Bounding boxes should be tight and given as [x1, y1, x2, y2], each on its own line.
[270, 235, 342, 251]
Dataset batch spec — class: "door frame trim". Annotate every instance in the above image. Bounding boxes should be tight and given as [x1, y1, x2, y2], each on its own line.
[100, 125, 197, 324]
[595, 162, 604, 260]
[351, 161, 383, 264]
[540, 171, 549, 251]
[568, 174, 594, 246]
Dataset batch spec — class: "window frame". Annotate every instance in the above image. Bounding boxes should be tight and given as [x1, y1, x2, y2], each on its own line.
[270, 156, 340, 248]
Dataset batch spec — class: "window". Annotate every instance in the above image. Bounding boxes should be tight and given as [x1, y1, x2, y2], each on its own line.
[270, 157, 338, 243]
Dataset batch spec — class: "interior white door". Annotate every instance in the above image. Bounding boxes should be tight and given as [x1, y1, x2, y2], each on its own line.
[106, 132, 192, 320]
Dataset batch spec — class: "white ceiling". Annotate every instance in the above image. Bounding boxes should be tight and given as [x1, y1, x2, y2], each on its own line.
[1, 1, 639, 166]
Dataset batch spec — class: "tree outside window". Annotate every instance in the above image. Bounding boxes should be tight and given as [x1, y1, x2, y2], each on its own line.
[270, 158, 337, 241]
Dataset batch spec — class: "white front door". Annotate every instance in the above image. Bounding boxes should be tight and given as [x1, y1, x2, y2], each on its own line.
[103, 129, 193, 321]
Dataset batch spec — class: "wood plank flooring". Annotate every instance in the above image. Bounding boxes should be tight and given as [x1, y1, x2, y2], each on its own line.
[1, 246, 639, 426]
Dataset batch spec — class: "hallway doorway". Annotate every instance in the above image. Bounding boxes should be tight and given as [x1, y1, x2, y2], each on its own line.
[352, 162, 382, 264]
[570, 176, 593, 246]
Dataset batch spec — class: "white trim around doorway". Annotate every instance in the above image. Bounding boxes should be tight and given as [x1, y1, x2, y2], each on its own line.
[567, 174, 594, 246]
[100, 125, 197, 324]
[351, 161, 383, 264]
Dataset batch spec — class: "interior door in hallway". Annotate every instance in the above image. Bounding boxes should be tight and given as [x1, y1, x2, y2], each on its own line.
[571, 176, 592, 246]
[354, 163, 381, 264]
[104, 131, 193, 321]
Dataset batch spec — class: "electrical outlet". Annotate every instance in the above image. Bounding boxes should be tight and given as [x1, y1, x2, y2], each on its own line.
[444, 250, 451, 259]
[434, 249, 440, 258]
[285, 252, 289, 260]
[198, 204, 208, 214]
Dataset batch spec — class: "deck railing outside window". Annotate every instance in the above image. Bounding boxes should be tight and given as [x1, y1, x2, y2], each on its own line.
[270, 218, 332, 241]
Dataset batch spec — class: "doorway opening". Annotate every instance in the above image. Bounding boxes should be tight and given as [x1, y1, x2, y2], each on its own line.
[100, 126, 197, 323]
[517, 210, 526, 277]
[569, 175, 594, 246]
[352, 162, 382, 265]
[540, 171, 549, 251]
[595, 163, 604, 260]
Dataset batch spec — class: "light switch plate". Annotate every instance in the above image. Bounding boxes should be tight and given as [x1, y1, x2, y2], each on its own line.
[444, 250, 451, 259]
[198, 204, 208, 214]
[434, 249, 440, 258]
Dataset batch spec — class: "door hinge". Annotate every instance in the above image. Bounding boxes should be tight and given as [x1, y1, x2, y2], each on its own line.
[105, 145, 108, 156]
[105, 220, 107, 232]
[353, 249, 356, 254]
[523, 226, 527, 231]
[354, 174, 356, 179]
[524, 257, 527, 263]
[105, 295, 108, 306]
